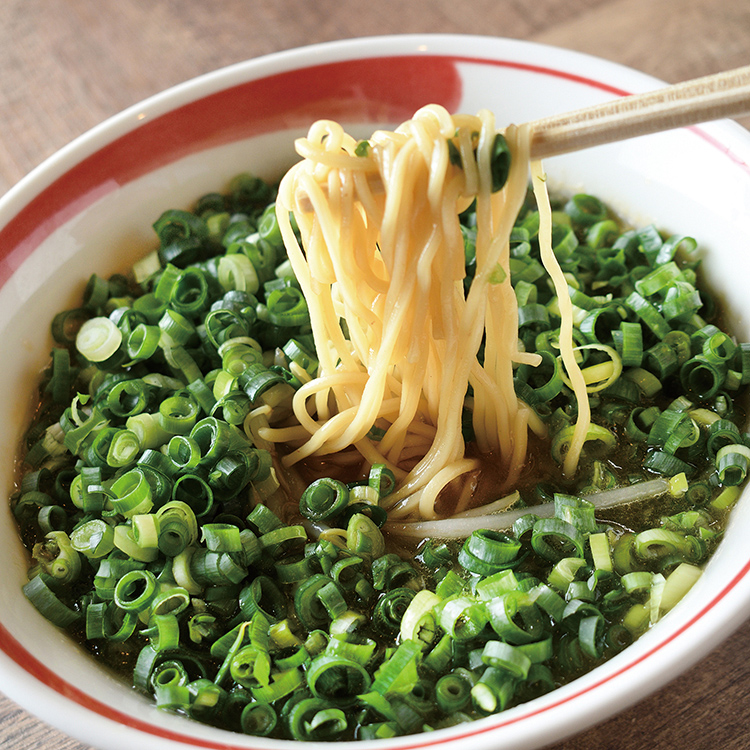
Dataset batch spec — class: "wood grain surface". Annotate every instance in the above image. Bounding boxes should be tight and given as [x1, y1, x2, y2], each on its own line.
[2, 1, 750, 748]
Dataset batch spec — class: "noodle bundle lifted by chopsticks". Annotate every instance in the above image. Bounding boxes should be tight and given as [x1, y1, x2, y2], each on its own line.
[275, 105, 583, 521]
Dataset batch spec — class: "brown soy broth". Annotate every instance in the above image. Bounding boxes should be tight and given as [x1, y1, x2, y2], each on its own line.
[47, 387, 732, 738]
[10, 180, 750, 740]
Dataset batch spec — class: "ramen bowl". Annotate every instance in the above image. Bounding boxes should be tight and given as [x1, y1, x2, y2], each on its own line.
[1, 33, 750, 750]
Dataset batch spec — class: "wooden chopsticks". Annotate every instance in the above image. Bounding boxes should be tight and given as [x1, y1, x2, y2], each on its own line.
[529, 65, 750, 159]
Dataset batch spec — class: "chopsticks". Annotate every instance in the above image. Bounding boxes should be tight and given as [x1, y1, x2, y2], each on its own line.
[529, 64, 750, 159]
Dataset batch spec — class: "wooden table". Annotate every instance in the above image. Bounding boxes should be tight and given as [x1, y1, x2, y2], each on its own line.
[2, 1, 750, 748]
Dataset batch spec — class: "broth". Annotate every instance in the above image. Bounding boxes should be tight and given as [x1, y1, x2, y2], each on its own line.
[10, 172, 748, 741]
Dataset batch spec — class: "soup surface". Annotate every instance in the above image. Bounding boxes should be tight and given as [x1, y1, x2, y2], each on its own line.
[11, 161, 749, 740]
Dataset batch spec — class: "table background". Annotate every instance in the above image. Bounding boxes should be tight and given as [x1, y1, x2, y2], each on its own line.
[1, 1, 750, 748]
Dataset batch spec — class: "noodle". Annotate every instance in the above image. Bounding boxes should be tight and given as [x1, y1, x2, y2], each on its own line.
[530, 161, 590, 476]
[275, 105, 585, 520]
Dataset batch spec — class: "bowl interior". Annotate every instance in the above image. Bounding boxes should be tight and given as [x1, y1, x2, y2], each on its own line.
[2, 35, 750, 750]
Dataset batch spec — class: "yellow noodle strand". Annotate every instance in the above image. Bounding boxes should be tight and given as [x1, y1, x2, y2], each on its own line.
[273, 107, 587, 519]
[530, 160, 590, 476]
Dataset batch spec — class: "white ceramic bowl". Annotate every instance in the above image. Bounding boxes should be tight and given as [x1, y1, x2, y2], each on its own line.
[2, 33, 750, 750]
